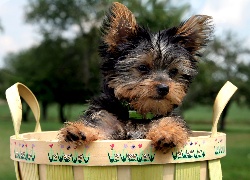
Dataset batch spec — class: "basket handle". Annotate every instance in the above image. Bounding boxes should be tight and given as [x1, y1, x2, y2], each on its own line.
[211, 81, 237, 137]
[5, 82, 41, 138]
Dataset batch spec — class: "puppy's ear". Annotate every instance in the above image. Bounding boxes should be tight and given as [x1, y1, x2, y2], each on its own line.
[101, 2, 137, 51]
[171, 15, 214, 56]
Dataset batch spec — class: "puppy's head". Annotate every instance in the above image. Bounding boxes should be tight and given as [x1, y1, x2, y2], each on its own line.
[99, 2, 213, 116]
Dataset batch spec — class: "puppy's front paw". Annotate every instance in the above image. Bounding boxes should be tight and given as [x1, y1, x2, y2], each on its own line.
[146, 117, 190, 153]
[58, 122, 105, 146]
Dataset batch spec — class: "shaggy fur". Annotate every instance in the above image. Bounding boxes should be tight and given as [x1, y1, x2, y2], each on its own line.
[59, 2, 213, 153]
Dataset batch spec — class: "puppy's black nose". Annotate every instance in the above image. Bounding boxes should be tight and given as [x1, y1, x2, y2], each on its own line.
[156, 84, 169, 96]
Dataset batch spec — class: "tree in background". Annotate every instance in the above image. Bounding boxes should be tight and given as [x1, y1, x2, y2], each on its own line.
[237, 62, 250, 106]
[25, 0, 110, 85]
[2, 1, 249, 126]
[183, 31, 250, 130]
[4, 33, 100, 122]
[10, 0, 109, 122]
[24, 0, 189, 86]
[4, 0, 188, 122]
[117, 0, 189, 31]
[0, 18, 3, 32]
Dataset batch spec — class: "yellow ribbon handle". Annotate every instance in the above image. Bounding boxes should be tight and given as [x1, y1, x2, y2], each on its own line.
[5, 82, 41, 138]
[211, 81, 237, 137]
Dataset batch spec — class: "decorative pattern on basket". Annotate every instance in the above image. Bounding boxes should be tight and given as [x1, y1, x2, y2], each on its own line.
[13, 142, 36, 162]
[214, 138, 226, 155]
[9, 134, 226, 166]
[108, 143, 155, 163]
[47, 144, 90, 164]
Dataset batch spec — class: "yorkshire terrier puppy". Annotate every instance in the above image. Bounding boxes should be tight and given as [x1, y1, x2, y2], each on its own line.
[59, 2, 213, 153]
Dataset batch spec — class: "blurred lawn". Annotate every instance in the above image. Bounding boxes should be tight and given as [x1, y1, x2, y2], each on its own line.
[0, 102, 249, 180]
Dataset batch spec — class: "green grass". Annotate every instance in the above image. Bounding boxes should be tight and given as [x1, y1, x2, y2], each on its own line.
[0, 102, 249, 179]
[184, 102, 250, 124]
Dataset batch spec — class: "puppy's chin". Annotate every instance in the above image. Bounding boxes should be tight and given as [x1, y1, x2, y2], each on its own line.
[130, 96, 180, 116]
[130, 98, 171, 116]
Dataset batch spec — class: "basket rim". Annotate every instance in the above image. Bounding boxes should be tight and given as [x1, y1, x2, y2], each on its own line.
[10, 130, 226, 166]
[10, 130, 226, 142]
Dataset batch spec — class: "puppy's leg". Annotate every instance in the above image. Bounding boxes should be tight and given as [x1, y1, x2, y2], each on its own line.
[146, 117, 190, 153]
[58, 110, 125, 146]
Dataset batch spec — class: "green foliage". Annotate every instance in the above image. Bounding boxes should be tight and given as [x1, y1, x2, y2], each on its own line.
[2, 1, 250, 123]
[183, 31, 250, 110]
[25, 0, 109, 34]
[0, 19, 3, 32]
[2, 0, 190, 121]
[181, 31, 250, 130]
[235, 62, 250, 106]
[116, 0, 189, 31]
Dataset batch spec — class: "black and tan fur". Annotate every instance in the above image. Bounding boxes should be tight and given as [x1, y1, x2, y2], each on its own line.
[59, 2, 213, 153]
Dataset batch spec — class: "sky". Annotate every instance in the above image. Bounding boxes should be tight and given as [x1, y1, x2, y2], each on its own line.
[0, 0, 250, 68]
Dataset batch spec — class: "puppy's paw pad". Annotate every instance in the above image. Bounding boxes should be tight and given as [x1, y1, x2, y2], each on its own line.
[155, 138, 176, 153]
[58, 122, 87, 145]
[65, 130, 86, 142]
[58, 122, 106, 145]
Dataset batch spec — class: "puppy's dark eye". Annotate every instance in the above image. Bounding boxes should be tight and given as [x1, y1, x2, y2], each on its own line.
[169, 68, 178, 78]
[137, 65, 150, 73]
[182, 74, 192, 81]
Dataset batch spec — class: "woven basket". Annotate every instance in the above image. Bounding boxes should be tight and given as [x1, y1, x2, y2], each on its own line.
[6, 82, 237, 180]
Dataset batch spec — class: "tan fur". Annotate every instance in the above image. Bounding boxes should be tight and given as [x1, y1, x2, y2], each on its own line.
[103, 2, 137, 51]
[113, 79, 186, 115]
[146, 117, 190, 153]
